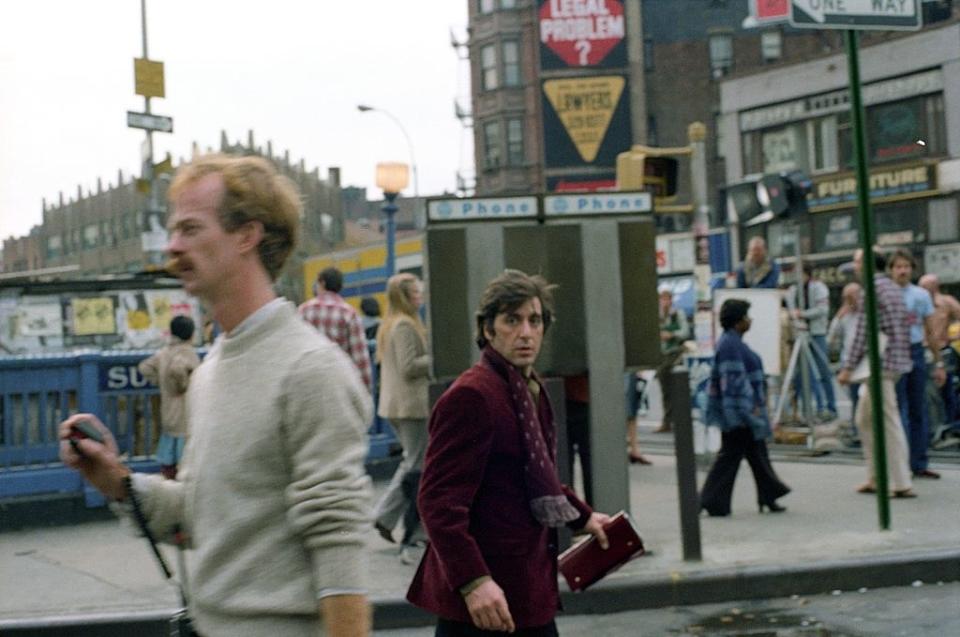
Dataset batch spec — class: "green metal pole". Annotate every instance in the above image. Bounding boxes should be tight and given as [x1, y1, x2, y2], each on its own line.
[845, 30, 891, 530]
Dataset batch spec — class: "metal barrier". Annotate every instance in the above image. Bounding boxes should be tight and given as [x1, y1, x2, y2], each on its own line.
[0, 349, 396, 506]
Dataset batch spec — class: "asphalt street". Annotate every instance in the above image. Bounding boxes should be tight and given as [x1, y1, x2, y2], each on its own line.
[375, 582, 960, 636]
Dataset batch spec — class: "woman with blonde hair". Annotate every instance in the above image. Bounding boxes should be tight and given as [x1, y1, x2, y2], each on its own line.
[373, 273, 431, 561]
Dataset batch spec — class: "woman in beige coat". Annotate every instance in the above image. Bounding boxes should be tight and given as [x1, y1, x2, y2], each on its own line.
[373, 273, 431, 556]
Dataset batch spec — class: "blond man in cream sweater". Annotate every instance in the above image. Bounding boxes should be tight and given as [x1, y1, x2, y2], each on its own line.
[60, 155, 372, 637]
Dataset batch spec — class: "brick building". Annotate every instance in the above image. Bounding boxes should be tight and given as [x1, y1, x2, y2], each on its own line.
[466, 0, 955, 233]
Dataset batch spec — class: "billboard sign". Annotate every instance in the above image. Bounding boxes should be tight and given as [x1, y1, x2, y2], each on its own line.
[542, 75, 631, 169]
[539, 0, 627, 70]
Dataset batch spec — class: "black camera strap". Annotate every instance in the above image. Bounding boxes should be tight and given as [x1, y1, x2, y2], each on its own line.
[124, 474, 189, 609]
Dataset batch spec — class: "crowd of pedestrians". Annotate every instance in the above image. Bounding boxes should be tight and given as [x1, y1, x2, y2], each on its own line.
[52, 152, 956, 637]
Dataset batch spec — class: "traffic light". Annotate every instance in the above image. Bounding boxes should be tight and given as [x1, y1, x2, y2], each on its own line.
[616, 146, 680, 199]
[758, 170, 812, 217]
[722, 170, 811, 226]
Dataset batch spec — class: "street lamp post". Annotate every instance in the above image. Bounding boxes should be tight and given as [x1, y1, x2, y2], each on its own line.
[358, 104, 421, 225]
[375, 162, 410, 278]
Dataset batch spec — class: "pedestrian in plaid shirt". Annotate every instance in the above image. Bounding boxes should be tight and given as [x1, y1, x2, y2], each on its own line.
[837, 249, 915, 498]
[298, 267, 373, 393]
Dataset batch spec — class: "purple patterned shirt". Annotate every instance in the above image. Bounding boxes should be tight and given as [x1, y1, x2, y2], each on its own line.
[844, 274, 912, 375]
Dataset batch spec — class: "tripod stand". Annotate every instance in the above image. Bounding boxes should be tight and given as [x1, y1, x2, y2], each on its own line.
[773, 323, 830, 448]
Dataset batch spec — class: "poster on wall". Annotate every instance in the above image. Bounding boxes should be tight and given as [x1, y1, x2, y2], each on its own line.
[115, 290, 198, 348]
[539, 0, 627, 70]
[72, 297, 117, 336]
[925, 243, 960, 285]
[541, 75, 632, 170]
[16, 303, 63, 337]
[144, 290, 198, 336]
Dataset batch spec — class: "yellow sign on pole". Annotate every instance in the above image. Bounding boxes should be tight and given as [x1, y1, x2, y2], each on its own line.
[543, 76, 625, 163]
[134, 58, 165, 99]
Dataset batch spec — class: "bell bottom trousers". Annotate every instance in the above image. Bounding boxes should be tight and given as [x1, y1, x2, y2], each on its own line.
[700, 427, 790, 516]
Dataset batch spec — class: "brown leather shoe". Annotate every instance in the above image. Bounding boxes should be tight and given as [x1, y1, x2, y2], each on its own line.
[856, 483, 876, 494]
[913, 469, 941, 479]
[892, 489, 918, 498]
[629, 453, 652, 465]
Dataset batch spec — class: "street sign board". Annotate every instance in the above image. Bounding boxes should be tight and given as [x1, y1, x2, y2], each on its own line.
[543, 191, 651, 216]
[427, 196, 538, 223]
[134, 58, 165, 98]
[790, 0, 921, 31]
[127, 111, 173, 133]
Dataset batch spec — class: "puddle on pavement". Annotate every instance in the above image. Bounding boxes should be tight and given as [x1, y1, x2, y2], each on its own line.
[676, 607, 861, 636]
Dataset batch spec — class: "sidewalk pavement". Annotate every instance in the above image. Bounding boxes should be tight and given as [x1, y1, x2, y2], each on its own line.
[1, 429, 957, 632]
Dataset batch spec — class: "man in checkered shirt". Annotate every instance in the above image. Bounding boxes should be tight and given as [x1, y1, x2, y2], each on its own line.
[837, 248, 915, 498]
[299, 267, 373, 393]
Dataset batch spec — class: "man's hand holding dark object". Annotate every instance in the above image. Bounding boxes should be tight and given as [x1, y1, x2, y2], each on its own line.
[582, 511, 613, 549]
[58, 413, 130, 501]
[465, 578, 516, 633]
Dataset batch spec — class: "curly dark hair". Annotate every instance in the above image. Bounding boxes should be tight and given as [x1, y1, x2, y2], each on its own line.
[475, 269, 555, 349]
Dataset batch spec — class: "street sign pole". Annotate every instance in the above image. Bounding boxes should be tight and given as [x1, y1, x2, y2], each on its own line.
[845, 29, 891, 531]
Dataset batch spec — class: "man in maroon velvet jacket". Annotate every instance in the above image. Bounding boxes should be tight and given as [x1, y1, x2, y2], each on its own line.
[407, 270, 611, 636]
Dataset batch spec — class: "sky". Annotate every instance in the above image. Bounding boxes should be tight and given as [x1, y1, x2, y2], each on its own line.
[0, 0, 472, 241]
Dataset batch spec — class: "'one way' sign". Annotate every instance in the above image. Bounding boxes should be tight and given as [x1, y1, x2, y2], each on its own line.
[790, 0, 921, 31]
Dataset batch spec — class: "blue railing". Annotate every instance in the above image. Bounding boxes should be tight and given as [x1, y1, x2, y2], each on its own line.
[0, 349, 396, 506]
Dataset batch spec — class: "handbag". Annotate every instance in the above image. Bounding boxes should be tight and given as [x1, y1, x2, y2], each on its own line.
[849, 333, 887, 384]
[124, 476, 199, 637]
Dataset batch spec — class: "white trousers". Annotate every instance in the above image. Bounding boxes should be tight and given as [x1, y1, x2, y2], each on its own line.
[854, 376, 913, 491]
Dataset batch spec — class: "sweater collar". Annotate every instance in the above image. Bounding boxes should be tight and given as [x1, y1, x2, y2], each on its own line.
[226, 297, 286, 338]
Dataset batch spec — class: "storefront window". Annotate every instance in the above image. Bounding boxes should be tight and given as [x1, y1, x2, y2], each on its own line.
[875, 202, 926, 247]
[929, 198, 959, 243]
[813, 212, 860, 254]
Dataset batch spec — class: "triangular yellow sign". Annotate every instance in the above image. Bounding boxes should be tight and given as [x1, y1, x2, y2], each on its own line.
[543, 76, 625, 163]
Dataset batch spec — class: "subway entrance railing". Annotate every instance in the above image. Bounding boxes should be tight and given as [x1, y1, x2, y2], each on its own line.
[0, 350, 396, 506]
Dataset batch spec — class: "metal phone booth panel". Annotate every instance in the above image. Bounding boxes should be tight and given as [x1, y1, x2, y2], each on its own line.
[425, 196, 537, 382]
[425, 193, 658, 514]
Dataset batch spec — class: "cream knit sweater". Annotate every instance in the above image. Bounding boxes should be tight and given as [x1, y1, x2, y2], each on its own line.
[132, 301, 372, 637]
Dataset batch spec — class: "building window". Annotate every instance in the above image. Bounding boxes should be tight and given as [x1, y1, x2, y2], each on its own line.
[708, 32, 733, 78]
[479, 0, 495, 13]
[502, 40, 521, 87]
[481, 44, 498, 91]
[808, 116, 838, 173]
[506, 118, 524, 166]
[83, 224, 99, 250]
[644, 37, 654, 71]
[501, 0, 517, 8]
[46, 235, 62, 259]
[761, 30, 782, 63]
[483, 121, 501, 170]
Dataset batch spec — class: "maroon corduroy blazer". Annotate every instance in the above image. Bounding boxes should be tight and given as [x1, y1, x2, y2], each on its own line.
[406, 354, 592, 628]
